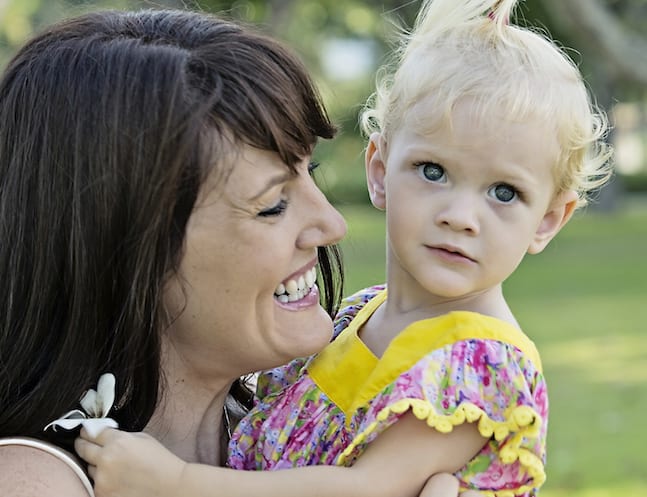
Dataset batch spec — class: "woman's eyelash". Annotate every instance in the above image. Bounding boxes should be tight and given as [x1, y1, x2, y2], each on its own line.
[257, 161, 318, 218]
[258, 198, 288, 217]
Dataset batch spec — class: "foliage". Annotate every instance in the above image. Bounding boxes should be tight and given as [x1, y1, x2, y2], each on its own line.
[2, 0, 645, 203]
[623, 173, 647, 193]
[1, 0, 645, 110]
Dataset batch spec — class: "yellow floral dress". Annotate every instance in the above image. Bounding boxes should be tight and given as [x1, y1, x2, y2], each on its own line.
[228, 286, 548, 497]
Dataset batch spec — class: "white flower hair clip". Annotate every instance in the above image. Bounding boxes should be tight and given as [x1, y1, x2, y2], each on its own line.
[45, 373, 119, 438]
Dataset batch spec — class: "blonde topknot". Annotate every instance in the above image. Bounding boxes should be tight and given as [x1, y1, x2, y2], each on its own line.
[361, 0, 613, 207]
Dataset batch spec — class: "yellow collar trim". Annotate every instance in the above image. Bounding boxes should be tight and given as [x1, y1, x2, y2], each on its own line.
[309, 289, 542, 417]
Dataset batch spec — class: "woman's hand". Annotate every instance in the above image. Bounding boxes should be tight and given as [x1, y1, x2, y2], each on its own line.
[75, 428, 185, 497]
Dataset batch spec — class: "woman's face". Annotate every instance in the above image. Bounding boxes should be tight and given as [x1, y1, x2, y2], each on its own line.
[164, 145, 347, 378]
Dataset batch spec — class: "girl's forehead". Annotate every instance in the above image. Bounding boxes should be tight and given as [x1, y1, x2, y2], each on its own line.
[397, 97, 511, 138]
[391, 98, 561, 177]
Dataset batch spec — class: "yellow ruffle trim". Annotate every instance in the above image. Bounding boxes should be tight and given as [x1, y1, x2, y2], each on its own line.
[336, 398, 545, 497]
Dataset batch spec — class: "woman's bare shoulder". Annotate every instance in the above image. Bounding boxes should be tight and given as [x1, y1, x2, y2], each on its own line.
[0, 442, 93, 497]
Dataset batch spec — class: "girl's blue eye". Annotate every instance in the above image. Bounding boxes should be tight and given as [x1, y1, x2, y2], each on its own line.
[258, 198, 288, 217]
[308, 161, 321, 175]
[489, 184, 517, 203]
[417, 162, 446, 182]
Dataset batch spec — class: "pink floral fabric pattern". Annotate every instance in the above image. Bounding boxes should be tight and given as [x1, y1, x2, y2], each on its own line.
[228, 285, 548, 497]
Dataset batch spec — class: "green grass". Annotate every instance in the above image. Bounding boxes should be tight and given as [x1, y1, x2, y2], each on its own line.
[336, 199, 647, 497]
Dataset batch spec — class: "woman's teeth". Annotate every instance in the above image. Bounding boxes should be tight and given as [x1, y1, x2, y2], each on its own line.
[275, 267, 317, 303]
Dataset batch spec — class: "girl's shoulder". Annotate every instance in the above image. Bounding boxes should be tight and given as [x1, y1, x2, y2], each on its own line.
[338, 315, 548, 493]
[333, 284, 386, 336]
[0, 437, 94, 497]
[338, 284, 385, 312]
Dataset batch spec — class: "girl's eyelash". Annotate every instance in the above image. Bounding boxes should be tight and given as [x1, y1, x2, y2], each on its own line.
[505, 184, 525, 201]
[490, 183, 525, 204]
[414, 161, 446, 183]
[512, 187, 525, 201]
[308, 161, 321, 174]
[258, 198, 288, 217]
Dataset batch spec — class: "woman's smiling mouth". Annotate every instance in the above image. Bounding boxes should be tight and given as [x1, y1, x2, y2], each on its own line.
[274, 266, 318, 304]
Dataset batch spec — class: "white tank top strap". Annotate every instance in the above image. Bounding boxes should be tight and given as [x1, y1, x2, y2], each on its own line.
[0, 436, 94, 496]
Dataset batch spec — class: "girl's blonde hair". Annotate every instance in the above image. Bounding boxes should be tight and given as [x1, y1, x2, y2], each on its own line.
[361, 0, 613, 207]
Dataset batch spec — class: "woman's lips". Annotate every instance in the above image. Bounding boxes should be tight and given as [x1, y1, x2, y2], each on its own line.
[274, 283, 320, 310]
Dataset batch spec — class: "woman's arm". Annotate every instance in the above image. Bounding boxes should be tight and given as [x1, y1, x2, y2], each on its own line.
[0, 444, 93, 497]
[77, 412, 486, 497]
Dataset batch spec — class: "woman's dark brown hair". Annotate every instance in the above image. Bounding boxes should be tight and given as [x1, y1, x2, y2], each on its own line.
[0, 9, 343, 448]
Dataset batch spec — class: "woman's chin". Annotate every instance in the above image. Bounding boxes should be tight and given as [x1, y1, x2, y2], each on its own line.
[274, 304, 333, 362]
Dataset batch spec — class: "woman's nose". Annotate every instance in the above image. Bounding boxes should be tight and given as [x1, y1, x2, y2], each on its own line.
[297, 184, 347, 249]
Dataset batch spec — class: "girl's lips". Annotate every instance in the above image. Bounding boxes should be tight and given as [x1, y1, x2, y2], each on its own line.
[427, 245, 476, 263]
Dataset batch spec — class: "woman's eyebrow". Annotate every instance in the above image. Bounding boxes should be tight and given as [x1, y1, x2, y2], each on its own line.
[249, 171, 293, 201]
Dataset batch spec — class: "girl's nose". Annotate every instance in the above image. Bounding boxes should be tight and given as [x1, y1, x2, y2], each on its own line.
[435, 194, 480, 235]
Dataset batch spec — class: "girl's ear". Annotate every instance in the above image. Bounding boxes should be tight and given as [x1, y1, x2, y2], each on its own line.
[365, 132, 387, 210]
[528, 190, 579, 255]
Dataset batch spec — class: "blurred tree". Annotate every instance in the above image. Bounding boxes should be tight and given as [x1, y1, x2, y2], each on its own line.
[530, 0, 647, 102]
[1, 0, 645, 204]
[1, 0, 178, 65]
[5, 0, 644, 121]
[520, 0, 647, 209]
[0, 0, 42, 56]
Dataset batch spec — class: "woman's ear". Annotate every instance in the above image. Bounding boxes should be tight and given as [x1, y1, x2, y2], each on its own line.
[528, 190, 579, 255]
[365, 132, 387, 210]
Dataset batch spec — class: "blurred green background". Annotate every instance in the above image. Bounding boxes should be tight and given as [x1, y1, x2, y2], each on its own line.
[1, 1, 645, 495]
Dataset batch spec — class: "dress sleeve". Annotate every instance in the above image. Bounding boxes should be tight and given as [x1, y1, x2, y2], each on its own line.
[331, 284, 385, 342]
[256, 285, 387, 400]
[255, 357, 311, 399]
[338, 338, 548, 497]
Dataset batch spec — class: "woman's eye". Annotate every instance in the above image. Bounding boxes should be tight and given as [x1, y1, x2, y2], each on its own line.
[308, 161, 321, 176]
[416, 162, 446, 183]
[488, 184, 517, 203]
[258, 198, 288, 217]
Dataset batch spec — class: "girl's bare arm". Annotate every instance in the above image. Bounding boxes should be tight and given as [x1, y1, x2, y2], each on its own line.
[78, 412, 486, 497]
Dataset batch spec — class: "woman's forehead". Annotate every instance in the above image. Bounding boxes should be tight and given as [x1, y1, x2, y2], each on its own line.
[198, 144, 298, 200]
